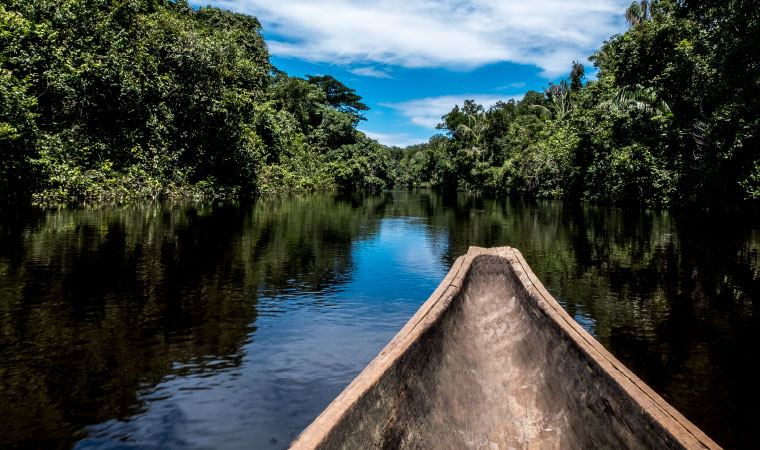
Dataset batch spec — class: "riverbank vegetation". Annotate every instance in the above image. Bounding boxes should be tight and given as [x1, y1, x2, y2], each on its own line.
[394, 0, 759, 209]
[2, 0, 758, 209]
[0, 0, 394, 204]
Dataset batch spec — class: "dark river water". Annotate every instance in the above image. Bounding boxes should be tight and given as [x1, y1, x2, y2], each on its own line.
[0, 191, 757, 449]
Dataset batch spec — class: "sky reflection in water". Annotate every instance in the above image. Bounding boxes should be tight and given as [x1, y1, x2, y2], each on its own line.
[0, 191, 757, 449]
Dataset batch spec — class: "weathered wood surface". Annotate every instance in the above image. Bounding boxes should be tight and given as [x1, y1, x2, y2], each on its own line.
[290, 247, 721, 450]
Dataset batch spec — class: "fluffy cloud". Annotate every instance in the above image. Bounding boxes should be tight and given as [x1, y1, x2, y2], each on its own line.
[381, 94, 524, 129]
[209, 0, 628, 77]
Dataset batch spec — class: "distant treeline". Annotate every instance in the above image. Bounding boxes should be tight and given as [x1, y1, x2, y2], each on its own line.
[392, 0, 760, 209]
[2, 0, 758, 209]
[1, 0, 394, 203]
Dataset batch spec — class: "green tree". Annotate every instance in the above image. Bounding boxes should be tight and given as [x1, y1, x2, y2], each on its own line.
[625, 0, 649, 26]
[570, 61, 586, 93]
[0, 0, 391, 203]
[306, 75, 369, 125]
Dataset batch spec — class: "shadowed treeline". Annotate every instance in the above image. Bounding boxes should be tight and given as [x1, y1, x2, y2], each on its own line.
[392, 1, 760, 211]
[0, 1, 395, 204]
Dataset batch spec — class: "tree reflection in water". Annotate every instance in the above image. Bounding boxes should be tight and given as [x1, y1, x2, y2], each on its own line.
[0, 192, 757, 449]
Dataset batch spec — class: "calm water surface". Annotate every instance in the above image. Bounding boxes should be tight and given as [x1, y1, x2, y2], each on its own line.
[0, 191, 757, 449]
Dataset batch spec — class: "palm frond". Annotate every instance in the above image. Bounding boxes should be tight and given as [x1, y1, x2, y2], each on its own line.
[529, 104, 552, 119]
[625, 1, 645, 26]
[613, 84, 671, 116]
[455, 124, 474, 139]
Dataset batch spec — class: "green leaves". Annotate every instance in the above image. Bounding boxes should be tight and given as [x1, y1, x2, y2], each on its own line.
[306, 75, 369, 126]
[625, 1, 649, 27]
[613, 84, 671, 117]
[3, 0, 757, 209]
[327, 135, 394, 191]
[1, 0, 396, 203]
[394, 0, 760, 210]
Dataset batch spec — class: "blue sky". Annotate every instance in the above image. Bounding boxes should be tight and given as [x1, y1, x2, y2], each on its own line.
[197, 1, 632, 147]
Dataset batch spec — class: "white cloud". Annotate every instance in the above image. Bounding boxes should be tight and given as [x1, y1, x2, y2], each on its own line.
[209, 0, 628, 77]
[349, 66, 393, 79]
[360, 130, 425, 147]
[381, 94, 524, 129]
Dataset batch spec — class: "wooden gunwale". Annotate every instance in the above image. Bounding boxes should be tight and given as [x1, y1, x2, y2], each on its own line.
[290, 246, 721, 450]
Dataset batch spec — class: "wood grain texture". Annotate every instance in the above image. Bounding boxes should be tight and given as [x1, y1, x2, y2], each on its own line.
[290, 247, 721, 450]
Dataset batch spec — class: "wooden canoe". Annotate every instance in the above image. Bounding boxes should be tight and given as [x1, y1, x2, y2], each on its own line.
[290, 247, 720, 450]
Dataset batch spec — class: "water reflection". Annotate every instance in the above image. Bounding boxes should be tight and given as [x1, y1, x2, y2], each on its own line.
[0, 196, 393, 448]
[0, 191, 757, 449]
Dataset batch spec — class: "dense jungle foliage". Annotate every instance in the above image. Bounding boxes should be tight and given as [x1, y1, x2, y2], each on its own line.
[1, 0, 758, 208]
[0, 0, 393, 203]
[394, 0, 760, 209]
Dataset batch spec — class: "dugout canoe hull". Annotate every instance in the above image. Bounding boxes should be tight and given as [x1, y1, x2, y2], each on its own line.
[290, 247, 720, 450]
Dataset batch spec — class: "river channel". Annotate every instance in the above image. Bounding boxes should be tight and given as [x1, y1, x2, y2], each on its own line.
[0, 191, 756, 449]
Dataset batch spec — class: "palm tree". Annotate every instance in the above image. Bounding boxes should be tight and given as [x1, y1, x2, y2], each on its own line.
[625, 0, 649, 26]
[528, 80, 572, 120]
[455, 111, 489, 161]
[546, 80, 571, 120]
[613, 84, 671, 116]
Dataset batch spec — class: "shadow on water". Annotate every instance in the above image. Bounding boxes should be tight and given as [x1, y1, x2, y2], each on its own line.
[0, 194, 391, 448]
[0, 191, 757, 449]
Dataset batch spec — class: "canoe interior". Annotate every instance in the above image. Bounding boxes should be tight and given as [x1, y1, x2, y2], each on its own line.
[291, 247, 719, 450]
